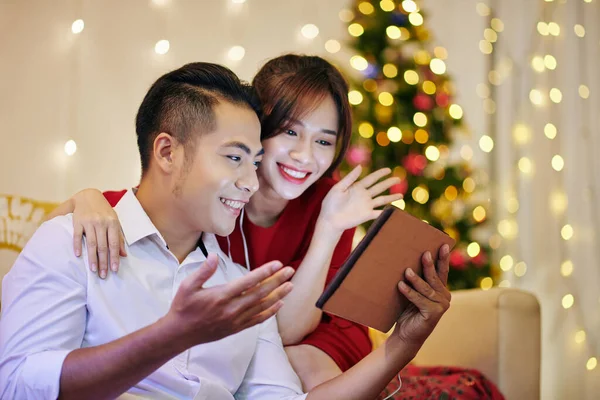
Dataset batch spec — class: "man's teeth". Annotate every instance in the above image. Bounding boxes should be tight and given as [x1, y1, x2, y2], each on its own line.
[220, 198, 244, 209]
[281, 166, 308, 179]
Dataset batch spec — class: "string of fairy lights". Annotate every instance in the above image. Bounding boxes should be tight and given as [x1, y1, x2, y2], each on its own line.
[475, 0, 597, 372]
[471, 4, 523, 291]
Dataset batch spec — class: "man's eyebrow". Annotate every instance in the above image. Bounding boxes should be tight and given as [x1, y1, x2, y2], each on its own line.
[223, 141, 263, 157]
[288, 118, 338, 136]
[222, 141, 251, 155]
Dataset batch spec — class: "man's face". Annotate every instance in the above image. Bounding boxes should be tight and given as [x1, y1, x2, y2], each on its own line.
[171, 101, 262, 236]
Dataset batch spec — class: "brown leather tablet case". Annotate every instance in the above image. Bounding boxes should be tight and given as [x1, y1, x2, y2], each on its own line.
[316, 205, 456, 332]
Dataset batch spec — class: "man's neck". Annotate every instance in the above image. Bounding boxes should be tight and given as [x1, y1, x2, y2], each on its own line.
[245, 177, 289, 228]
[135, 180, 201, 264]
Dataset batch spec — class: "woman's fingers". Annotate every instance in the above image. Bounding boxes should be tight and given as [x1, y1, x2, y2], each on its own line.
[84, 224, 99, 273]
[367, 176, 400, 197]
[371, 193, 403, 208]
[355, 168, 392, 189]
[335, 165, 362, 191]
[398, 280, 431, 310]
[404, 267, 439, 303]
[73, 223, 84, 258]
[436, 245, 451, 289]
[107, 221, 122, 273]
[95, 224, 110, 279]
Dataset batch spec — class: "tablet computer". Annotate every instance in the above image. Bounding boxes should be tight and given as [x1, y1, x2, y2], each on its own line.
[316, 205, 456, 332]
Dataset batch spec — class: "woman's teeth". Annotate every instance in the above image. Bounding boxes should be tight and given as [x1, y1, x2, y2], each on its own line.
[281, 166, 308, 179]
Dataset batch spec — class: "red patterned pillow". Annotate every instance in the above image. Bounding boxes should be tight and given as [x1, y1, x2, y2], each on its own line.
[377, 365, 505, 400]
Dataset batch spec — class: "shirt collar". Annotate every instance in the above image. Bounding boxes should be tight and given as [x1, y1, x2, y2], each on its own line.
[114, 189, 219, 258]
[114, 189, 167, 247]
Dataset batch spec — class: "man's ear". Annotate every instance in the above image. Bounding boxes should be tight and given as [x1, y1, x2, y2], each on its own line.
[153, 132, 180, 174]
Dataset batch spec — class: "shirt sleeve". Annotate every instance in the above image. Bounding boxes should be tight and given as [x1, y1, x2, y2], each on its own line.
[235, 317, 307, 400]
[0, 217, 88, 400]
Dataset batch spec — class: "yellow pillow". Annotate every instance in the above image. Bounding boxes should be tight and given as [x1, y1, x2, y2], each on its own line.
[369, 327, 394, 349]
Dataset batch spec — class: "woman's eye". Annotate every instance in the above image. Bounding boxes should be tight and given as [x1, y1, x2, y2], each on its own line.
[317, 140, 332, 146]
[285, 129, 297, 136]
[227, 155, 242, 162]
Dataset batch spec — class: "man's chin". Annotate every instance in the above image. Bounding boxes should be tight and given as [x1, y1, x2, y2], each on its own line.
[213, 221, 236, 237]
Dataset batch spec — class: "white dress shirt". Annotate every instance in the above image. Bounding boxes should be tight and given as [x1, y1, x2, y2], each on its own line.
[0, 190, 307, 400]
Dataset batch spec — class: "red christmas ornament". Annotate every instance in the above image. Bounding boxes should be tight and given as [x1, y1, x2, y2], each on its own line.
[471, 251, 488, 268]
[413, 93, 434, 111]
[346, 144, 372, 166]
[390, 179, 408, 195]
[449, 250, 468, 271]
[402, 153, 428, 176]
[436, 92, 450, 108]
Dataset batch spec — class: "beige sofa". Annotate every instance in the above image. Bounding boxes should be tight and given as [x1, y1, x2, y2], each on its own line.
[370, 288, 541, 400]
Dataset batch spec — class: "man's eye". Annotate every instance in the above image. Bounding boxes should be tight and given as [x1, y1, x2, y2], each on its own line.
[227, 156, 241, 162]
[253, 161, 262, 168]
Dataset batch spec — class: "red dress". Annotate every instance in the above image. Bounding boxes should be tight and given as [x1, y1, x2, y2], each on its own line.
[102, 178, 372, 371]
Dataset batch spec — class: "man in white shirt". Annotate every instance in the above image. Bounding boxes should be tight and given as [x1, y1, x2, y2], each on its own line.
[0, 62, 452, 399]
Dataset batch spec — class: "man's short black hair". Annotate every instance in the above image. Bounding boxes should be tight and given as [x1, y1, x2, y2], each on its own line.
[135, 62, 260, 174]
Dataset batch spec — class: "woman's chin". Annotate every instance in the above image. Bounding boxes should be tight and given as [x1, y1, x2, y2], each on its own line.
[272, 181, 312, 200]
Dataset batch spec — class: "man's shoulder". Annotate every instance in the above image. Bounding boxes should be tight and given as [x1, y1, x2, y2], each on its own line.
[19, 214, 76, 253]
[43, 214, 75, 234]
[7, 213, 88, 286]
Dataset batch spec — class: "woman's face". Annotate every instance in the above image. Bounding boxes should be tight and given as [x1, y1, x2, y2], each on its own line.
[258, 94, 339, 200]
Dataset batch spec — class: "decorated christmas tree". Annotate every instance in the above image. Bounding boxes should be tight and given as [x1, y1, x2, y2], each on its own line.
[338, 0, 495, 290]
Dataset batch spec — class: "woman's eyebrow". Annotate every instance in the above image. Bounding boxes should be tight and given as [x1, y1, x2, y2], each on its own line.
[288, 118, 337, 136]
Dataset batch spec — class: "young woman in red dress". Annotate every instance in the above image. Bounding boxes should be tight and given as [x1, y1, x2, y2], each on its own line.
[48, 54, 403, 390]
